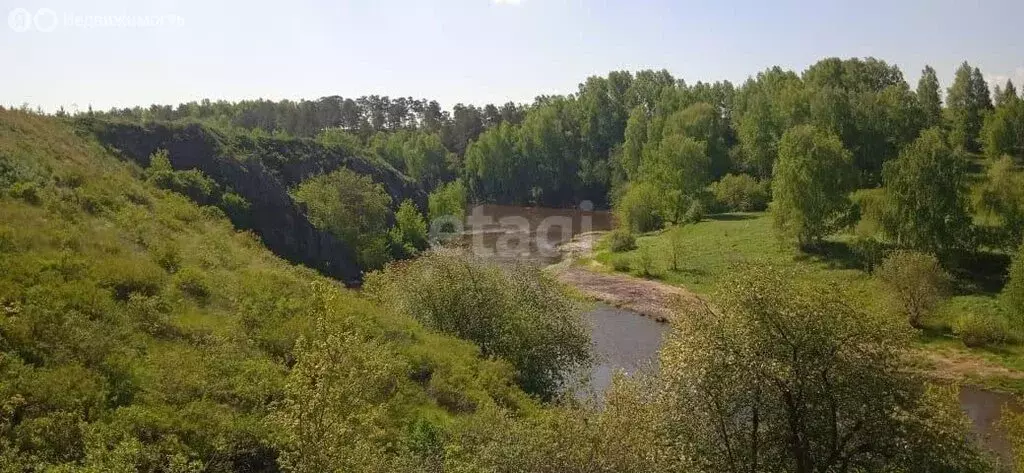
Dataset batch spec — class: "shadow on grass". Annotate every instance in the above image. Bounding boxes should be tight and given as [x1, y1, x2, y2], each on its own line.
[668, 267, 710, 278]
[949, 250, 1011, 296]
[794, 240, 865, 271]
[706, 213, 759, 222]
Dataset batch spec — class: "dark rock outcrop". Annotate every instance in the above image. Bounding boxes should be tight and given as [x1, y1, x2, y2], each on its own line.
[81, 120, 423, 286]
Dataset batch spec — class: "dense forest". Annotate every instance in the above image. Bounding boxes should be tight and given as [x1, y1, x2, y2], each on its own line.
[3, 55, 1024, 472]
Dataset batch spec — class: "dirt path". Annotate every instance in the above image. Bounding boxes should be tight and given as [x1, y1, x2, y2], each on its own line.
[548, 231, 703, 323]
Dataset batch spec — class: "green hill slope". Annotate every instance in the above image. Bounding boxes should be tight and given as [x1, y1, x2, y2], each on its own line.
[0, 111, 528, 471]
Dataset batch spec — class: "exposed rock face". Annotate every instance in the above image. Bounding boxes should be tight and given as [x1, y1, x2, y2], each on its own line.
[82, 120, 425, 286]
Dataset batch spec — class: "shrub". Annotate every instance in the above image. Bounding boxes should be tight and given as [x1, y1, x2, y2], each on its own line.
[953, 312, 1011, 347]
[664, 266, 991, 472]
[1005, 243, 1024, 323]
[876, 250, 950, 328]
[634, 245, 657, 277]
[292, 168, 394, 270]
[218, 192, 251, 226]
[8, 182, 42, 205]
[152, 244, 182, 273]
[615, 182, 665, 233]
[389, 199, 429, 258]
[610, 254, 632, 272]
[683, 199, 706, 224]
[173, 267, 211, 302]
[364, 253, 591, 400]
[711, 173, 769, 212]
[98, 258, 166, 301]
[606, 229, 637, 253]
[771, 125, 855, 247]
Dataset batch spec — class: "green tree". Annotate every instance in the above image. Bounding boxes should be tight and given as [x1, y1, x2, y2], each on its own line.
[882, 128, 973, 256]
[710, 173, 769, 212]
[876, 250, 950, 328]
[732, 68, 809, 179]
[663, 102, 731, 178]
[641, 135, 710, 222]
[976, 155, 1024, 249]
[389, 200, 429, 257]
[660, 266, 992, 473]
[463, 122, 521, 204]
[947, 62, 990, 151]
[618, 106, 649, 182]
[916, 65, 943, 129]
[292, 168, 393, 270]
[994, 79, 1020, 108]
[615, 181, 666, 233]
[276, 317, 414, 473]
[427, 179, 468, 222]
[771, 125, 855, 246]
[982, 97, 1024, 160]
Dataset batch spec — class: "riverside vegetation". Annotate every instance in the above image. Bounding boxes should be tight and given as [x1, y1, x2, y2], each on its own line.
[3, 55, 1024, 471]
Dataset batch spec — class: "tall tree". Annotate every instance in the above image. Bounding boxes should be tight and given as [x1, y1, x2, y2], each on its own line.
[640, 135, 710, 222]
[972, 67, 994, 111]
[947, 62, 989, 151]
[996, 79, 1020, 108]
[882, 128, 973, 256]
[916, 65, 943, 128]
[771, 125, 855, 247]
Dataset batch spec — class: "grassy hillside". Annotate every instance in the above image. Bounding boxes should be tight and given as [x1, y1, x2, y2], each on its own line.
[0, 110, 530, 471]
[590, 212, 1024, 392]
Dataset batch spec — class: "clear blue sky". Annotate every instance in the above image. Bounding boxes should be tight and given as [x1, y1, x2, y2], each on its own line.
[3, 0, 1023, 112]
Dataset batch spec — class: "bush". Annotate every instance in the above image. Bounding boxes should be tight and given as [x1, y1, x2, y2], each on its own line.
[292, 168, 394, 270]
[427, 179, 468, 222]
[606, 229, 637, 253]
[711, 173, 769, 212]
[953, 312, 1011, 347]
[876, 250, 949, 328]
[8, 182, 42, 205]
[683, 199, 706, 224]
[615, 182, 665, 233]
[389, 200, 429, 258]
[610, 254, 632, 272]
[634, 245, 658, 277]
[1005, 243, 1024, 323]
[364, 253, 591, 400]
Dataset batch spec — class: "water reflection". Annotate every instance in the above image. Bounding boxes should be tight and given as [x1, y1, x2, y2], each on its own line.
[584, 304, 667, 396]
[581, 304, 1021, 464]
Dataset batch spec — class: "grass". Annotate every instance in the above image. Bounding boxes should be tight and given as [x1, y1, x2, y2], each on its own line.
[0, 110, 537, 469]
[590, 211, 1024, 393]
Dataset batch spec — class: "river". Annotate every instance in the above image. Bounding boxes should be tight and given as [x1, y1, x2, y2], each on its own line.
[452, 204, 1022, 465]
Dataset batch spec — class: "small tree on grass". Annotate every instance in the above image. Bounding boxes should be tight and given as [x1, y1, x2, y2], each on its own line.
[771, 125, 855, 248]
[615, 182, 665, 233]
[876, 250, 950, 328]
[669, 228, 685, 271]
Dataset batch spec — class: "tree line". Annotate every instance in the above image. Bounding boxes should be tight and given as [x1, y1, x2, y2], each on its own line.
[87, 58, 1023, 214]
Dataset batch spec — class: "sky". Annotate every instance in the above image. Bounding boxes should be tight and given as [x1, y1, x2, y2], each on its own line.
[2, 0, 1023, 112]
